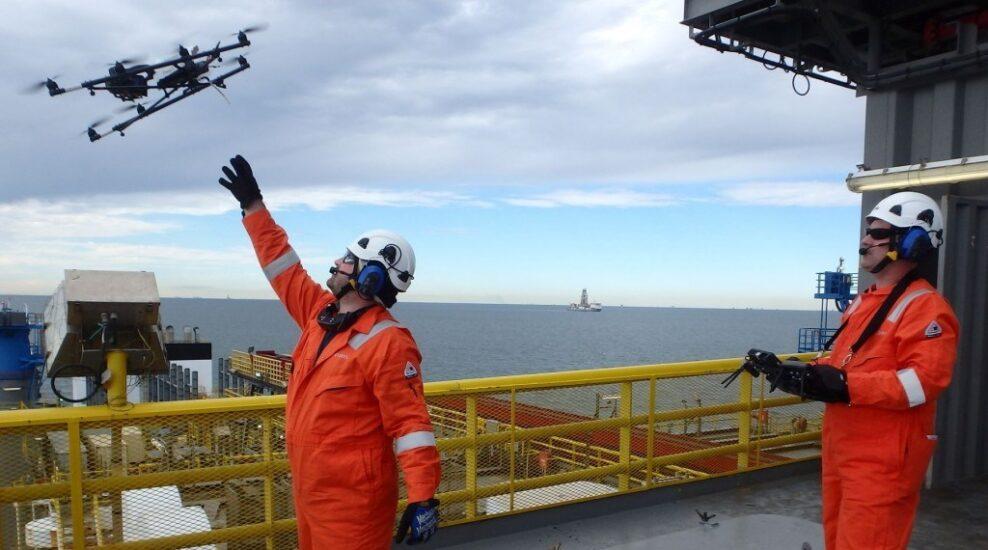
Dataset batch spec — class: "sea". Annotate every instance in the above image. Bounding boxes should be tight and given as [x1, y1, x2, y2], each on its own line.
[9, 295, 828, 382]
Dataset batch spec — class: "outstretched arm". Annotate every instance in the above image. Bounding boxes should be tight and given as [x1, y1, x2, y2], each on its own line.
[219, 155, 332, 326]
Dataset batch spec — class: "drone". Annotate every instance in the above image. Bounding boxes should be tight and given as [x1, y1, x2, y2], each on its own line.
[25, 25, 265, 141]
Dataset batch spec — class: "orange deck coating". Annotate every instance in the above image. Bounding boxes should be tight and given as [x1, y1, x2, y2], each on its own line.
[431, 396, 785, 473]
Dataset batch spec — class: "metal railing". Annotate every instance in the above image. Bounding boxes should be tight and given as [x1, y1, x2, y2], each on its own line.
[0, 353, 822, 548]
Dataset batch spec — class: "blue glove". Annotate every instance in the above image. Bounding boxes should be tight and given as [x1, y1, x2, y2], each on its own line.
[395, 498, 439, 545]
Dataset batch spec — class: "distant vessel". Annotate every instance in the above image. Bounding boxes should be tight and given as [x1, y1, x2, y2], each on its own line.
[568, 289, 602, 312]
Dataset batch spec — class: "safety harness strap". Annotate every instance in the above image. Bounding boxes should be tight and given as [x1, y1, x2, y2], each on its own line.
[824, 270, 919, 353]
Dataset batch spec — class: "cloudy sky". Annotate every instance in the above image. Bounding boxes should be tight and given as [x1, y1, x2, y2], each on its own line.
[1, 0, 866, 309]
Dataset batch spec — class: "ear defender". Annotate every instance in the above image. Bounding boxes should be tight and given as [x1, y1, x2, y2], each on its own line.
[356, 262, 387, 298]
[898, 226, 933, 260]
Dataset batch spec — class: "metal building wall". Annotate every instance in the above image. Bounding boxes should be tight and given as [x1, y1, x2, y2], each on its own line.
[935, 197, 988, 485]
[860, 76, 988, 486]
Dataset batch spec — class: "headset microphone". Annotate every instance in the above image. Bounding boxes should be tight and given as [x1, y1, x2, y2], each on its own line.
[329, 266, 340, 275]
[858, 243, 889, 256]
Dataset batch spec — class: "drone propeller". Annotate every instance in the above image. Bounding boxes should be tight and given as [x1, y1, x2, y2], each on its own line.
[234, 23, 269, 34]
[219, 54, 249, 66]
[79, 116, 111, 136]
[107, 56, 147, 66]
[116, 102, 147, 114]
[19, 76, 61, 94]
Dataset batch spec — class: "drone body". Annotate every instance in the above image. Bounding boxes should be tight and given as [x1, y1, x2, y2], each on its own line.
[33, 27, 263, 141]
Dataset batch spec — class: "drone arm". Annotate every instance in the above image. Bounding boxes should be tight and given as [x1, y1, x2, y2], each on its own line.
[108, 64, 248, 135]
[110, 85, 206, 134]
[80, 39, 249, 89]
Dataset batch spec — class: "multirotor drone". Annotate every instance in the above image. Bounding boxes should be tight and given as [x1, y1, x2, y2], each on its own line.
[26, 26, 265, 141]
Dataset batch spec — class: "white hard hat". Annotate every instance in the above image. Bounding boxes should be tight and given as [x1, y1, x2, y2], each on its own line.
[346, 229, 415, 292]
[866, 191, 944, 249]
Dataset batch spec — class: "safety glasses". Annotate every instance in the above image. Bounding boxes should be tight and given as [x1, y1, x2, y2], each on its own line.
[342, 250, 359, 265]
[864, 227, 895, 240]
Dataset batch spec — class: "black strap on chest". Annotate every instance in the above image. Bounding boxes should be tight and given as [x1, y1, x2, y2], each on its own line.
[823, 270, 919, 354]
[315, 304, 371, 359]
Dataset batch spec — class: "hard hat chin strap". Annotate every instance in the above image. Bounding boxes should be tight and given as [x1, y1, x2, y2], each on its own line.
[869, 231, 900, 274]
[870, 251, 897, 273]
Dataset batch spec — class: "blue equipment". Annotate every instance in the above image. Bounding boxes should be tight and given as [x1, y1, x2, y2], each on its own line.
[0, 302, 45, 407]
[797, 260, 857, 353]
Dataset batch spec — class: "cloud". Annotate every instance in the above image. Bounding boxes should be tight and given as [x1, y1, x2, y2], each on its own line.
[0, 185, 487, 240]
[0, 239, 250, 269]
[0, 199, 177, 239]
[264, 186, 487, 210]
[1, 0, 863, 204]
[504, 188, 677, 208]
[719, 181, 860, 207]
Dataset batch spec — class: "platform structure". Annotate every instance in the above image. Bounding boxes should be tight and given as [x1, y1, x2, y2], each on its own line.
[683, 1, 988, 92]
[0, 304, 44, 408]
[684, 0, 988, 488]
[797, 266, 857, 353]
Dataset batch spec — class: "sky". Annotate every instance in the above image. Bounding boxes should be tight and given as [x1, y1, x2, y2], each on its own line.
[0, 0, 867, 309]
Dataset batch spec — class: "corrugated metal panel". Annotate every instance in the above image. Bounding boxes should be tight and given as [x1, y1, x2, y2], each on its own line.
[863, 74, 988, 169]
[933, 196, 988, 486]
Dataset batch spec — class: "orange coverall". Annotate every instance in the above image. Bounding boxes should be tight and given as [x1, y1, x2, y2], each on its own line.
[243, 208, 441, 549]
[816, 277, 958, 550]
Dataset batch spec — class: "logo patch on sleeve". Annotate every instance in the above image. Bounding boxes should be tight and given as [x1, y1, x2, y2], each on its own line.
[924, 320, 942, 338]
[403, 362, 419, 379]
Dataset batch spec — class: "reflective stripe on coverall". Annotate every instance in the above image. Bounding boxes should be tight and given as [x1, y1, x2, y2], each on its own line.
[244, 208, 441, 549]
[815, 277, 958, 550]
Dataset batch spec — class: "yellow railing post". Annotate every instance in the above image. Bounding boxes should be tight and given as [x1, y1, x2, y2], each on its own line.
[508, 390, 516, 512]
[67, 420, 86, 550]
[262, 415, 275, 550]
[646, 377, 656, 487]
[737, 371, 752, 470]
[465, 396, 477, 519]
[618, 382, 632, 491]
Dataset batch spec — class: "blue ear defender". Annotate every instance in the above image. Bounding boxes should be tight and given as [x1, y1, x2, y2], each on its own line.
[898, 226, 933, 260]
[356, 262, 387, 298]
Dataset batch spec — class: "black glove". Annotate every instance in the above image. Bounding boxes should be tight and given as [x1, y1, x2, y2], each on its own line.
[218, 154, 262, 210]
[395, 498, 439, 545]
[743, 349, 850, 403]
[802, 364, 850, 403]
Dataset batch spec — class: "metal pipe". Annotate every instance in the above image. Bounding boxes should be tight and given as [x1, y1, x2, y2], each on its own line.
[105, 350, 128, 407]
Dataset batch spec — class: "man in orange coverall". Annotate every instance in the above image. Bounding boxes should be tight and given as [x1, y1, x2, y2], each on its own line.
[218, 155, 441, 549]
[739, 191, 958, 549]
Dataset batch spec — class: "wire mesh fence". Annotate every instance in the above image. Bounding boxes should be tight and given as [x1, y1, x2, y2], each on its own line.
[0, 399, 292, 549]
[0, 353, 823, 548]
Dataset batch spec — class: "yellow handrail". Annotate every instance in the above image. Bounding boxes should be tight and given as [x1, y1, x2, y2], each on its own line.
[0, 351, 824, 548]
